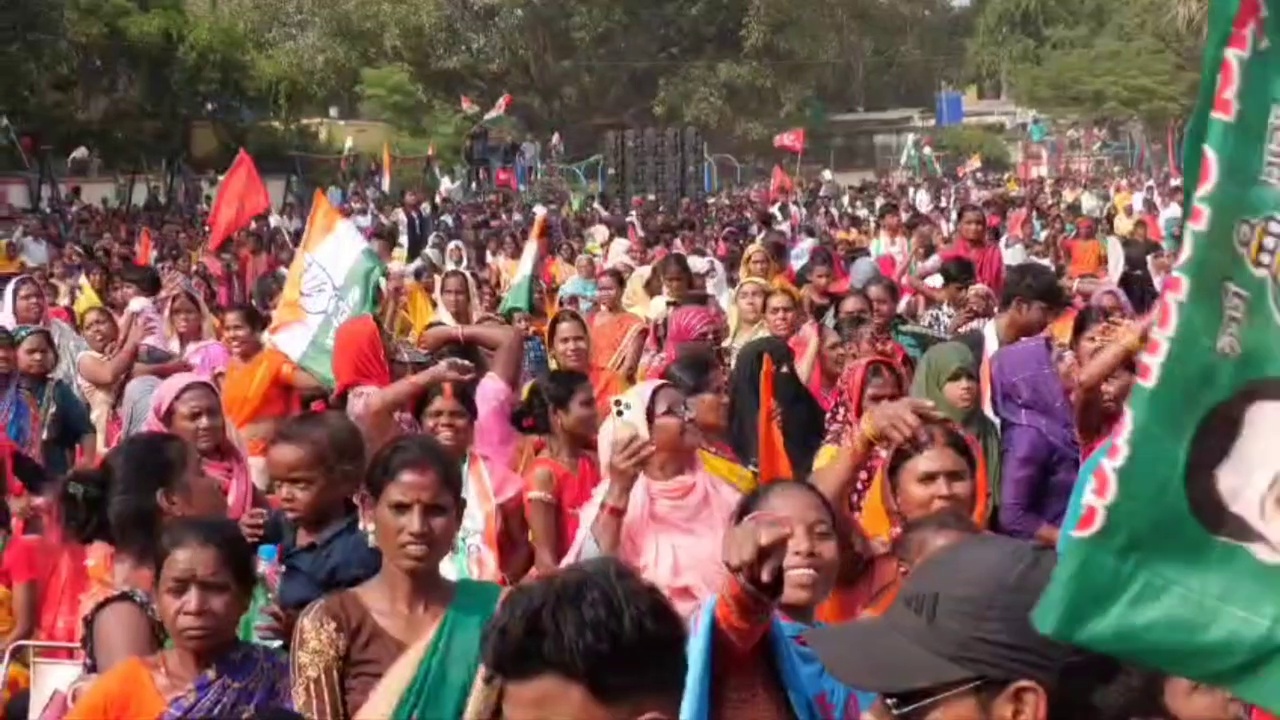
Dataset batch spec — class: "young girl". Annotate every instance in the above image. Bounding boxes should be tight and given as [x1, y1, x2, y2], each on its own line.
[512, 370, 600, 574]
[682, 481, 877, 719]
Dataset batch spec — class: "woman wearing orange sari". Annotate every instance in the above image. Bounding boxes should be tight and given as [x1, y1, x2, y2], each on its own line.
[588, 269, 646, 415]
[219, 305, 321, 490]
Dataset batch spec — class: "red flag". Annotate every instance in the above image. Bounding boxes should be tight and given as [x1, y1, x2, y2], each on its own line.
[757, 355, 794, 484]
[772, 128, 806, 154]
[484, 93, 513, 121]
[207, 149, 270, 251]
[769, 165, 794, 202]
[135, 228, 154, 266]
[495, 167, 518, 190]
[460, 95, 480, 115]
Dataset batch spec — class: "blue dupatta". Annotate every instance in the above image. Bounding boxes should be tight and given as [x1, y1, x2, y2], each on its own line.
[680, 598, 877, 720]
[161, 642, 291, 719]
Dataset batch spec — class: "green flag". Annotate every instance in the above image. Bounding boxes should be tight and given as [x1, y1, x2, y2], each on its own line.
[1031, 0, 1280, 710]
[496, 210, 548, 315]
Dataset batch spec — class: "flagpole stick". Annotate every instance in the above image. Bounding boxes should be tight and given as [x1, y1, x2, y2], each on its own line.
[795, 147, 803, 179]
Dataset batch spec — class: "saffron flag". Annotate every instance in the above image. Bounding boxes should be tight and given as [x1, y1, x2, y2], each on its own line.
[496, 208, 548, 315]
[769, 165, 794, 202]
[1031, 0, 1280, 711]
[135, 228, 154, 266]
[207, 148, 270, 251]
[380, 143, 392, 194]
[268, 190, 385, 388]
[756, 355, 793, 484]
[772, 128, 806, 155]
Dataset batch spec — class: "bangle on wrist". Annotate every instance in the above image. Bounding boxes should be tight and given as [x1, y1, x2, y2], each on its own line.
[601, 501, 627, 519]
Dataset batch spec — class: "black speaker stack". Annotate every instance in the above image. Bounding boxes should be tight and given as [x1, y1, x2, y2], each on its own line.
[603, 126, 704, 206]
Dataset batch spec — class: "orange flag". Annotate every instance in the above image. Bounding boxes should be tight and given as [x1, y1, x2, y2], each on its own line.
[756, 354, 794, 484]
[207, 148, 270, 251]
[769, 164, 794, 202]
[135, 227, 154, 266]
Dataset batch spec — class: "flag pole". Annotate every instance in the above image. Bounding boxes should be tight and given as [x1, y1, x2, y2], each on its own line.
[795, 145, 803, 180]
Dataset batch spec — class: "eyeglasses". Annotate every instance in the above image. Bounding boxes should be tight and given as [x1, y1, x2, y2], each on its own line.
[882, 678, 988, 718]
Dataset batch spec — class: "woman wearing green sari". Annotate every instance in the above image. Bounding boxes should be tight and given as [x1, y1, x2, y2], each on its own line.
[291, 435, 501, 720]
[909, 341, 1003, 515]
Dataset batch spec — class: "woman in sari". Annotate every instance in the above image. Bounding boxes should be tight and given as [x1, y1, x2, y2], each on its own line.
[640, 303, 721, 380]
[588, 269, 646, 414]
[723, 278, 770, 365]
[681, 481, 877, 720]
[557, 255, 598, 313]
[909, 342, 1002, 514]
[162, 282, 229, 380]
[0, 274, 90, 394]
[562, 380, 741, 620]
[434, 269, 481, 326]
[738, 243, 782, 284]
[76, 307, 145, 454]
[294, 436, 503, 720]
[67, 518, 291, 719]
[512, 371, 601, 574]
[1, 326, 96, 476]
[811, 358, 907, 514]
[545, 241, 577, 293]
[727, 337, 825, 478]
[142, 373, 256, 521]
[221, 305, 321, 490]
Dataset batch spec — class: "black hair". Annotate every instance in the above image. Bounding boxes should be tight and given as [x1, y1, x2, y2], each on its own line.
[0, 327, 13, 349]
[1070, 305, 1113, 350]
[885, 422, 977, 493]
[956, 203, 986, 223]
[662, 345, 720, 397]
[731, 480, 839, 524]
[1185, 379, 1280, 544]
[439, 268, 472, 296]
[547, 308, 588, 346]
[413, 377, 479, 424]
[3, 448, 50, 502]
[481, 556, 687, 710]
[599, 268, 626, 290]
[877, 202, 900, 220]
[938, 256, 977, 287]
[226, 303, 268, 333]
[252, 273, 284, 314]
[364, 434, 464, 504]
[268, 411, 368, 487]
[999, 263, 1067, 312]
[118, 264, 162, 297]
[61, 432, 196, 565]
[156, 517, 256, 598]
[510, 370, 591, 436]
[78, 305, 115, 332]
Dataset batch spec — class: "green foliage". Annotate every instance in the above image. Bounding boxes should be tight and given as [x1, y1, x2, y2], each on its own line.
[358, 65, 426, 132]
[934, 127, 1012, 171]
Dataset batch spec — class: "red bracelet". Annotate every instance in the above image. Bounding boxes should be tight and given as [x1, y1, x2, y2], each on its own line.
[602, 502, 627, 519]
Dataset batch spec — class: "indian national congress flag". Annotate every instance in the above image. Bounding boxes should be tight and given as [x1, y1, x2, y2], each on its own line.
[1031, 0, 1280, 710]
[268, 190, 385, 388]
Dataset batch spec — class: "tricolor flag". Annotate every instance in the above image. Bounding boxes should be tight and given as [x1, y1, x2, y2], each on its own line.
[135, 227, 154, 266]
[460, 95, 480, 115]
[496, 207, 548, 315]
[483, 93, 513, 121]
[268, 190, 385, 388]
[380, 143, 392, 194]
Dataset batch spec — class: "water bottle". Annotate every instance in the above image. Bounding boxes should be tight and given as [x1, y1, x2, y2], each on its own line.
[253, 545, 283, 648]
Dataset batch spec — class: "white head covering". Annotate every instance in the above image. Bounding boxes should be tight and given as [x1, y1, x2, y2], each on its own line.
[444, 239, 469, 271]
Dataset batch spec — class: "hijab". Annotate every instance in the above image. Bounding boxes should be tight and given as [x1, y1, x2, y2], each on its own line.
[141, 373, 254, 520]
[727, 337, 825, 476]
[910, 342, 1001, 495]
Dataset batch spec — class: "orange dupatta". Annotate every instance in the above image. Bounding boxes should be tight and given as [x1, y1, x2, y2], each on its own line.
[222, 348, 298, 456]
[588, 310, 645, 416]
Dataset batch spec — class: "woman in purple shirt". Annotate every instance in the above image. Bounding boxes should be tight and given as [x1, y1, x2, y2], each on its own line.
[991, 336, 1081, 546]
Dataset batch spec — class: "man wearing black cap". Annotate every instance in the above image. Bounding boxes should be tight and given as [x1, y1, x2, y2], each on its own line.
[806, 534, 1120, 719]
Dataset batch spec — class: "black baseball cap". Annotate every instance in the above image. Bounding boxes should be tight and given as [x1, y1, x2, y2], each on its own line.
[805, 534, 1080, 695]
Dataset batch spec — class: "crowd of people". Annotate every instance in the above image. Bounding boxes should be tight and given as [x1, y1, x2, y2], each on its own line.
[0, 167, 1258, 720]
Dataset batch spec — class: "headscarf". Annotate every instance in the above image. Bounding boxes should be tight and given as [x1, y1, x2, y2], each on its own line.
[162, 283, 228, 378]
[141, 373, 254, 520]
[444, 239, 469, 271]
[738, 243, 779, 282]
[725, 278, 771, 353]
[991, 337, 1080, 456]
[688, 255, 731, 312]
[569, 380, 739, 619]
[1, 275, 87, 392]
[647, 304, 720, 379]
[847, 257, 882, 291]
[727, 337, 825, 476]
[1088, 283, 1136, 317]
[822, 357, 907, 447]
[433, 270, 480, 326]
[332, 314, 392, 399]
[910, 342, 1001, 496]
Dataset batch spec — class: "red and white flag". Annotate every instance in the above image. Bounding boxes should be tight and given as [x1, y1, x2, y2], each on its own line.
[484, 93, 513, 121]
[772, 128, 806, 154]
[460, 96, 480, 115]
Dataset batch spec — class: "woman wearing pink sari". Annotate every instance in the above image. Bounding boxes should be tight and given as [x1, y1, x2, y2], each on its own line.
[140, 373, 255, 520]
[562, 380, 741, 619]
